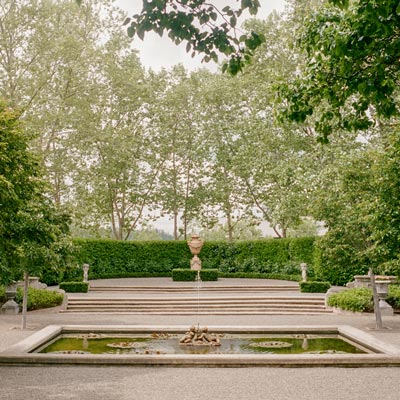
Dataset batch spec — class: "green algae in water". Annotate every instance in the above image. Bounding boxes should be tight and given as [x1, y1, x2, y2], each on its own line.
[41, 337, 152, 355]
[39, 335, 367, 355]
[242, 337, 366, 354]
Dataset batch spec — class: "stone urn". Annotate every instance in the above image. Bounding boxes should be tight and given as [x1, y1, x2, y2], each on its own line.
[187, 234, 204, 271]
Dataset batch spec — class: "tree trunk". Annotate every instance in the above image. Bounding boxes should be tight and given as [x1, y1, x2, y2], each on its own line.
[226, 212, 234, 242]
[173, 208, 179, 240]
[21, 271, 29, 330]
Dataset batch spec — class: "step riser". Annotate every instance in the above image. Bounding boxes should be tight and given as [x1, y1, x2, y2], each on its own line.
[63, 311, 332, 315]
[68, 302, 325, 308]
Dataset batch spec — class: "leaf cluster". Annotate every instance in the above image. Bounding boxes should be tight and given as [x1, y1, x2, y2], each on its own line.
[124, 0, 264, 75]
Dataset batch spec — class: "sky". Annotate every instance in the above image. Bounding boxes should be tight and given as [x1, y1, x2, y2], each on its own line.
[115, 0, 287, 72]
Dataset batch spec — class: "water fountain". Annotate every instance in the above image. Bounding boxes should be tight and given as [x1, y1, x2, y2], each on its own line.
[180, 234, 222, 346]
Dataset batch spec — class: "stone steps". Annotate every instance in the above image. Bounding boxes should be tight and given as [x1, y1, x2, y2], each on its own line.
[64, 294, 331, 315]
[89, 285, 299, 293]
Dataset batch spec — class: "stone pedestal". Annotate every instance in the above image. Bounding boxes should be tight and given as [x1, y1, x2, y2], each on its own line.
[1, 299, 19, 315]
[190, 255, 202, 271]
[379, 299, 394, 316]
[1, 285, 19, 315]
[376, 280, 394, 316]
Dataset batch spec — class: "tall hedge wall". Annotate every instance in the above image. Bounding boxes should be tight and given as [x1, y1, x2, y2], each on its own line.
[55, 237, 316, 283]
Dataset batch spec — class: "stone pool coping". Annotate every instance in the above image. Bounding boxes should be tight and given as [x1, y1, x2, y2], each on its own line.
[1, 324, 400, 367]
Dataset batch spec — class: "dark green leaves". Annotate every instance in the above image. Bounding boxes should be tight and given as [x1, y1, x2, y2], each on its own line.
[282, 0, 400, 139]
[125, 1, 263, 75]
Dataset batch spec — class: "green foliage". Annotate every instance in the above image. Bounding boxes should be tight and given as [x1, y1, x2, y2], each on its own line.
[74, 239, 190, 279]
[0, 285, 6, 305]
[71, 237, 316, 281]
[327, 288, 373, 312]
[15, 288, 63, 311]
[125, 0, 264, 75]
[220, 272, 301, 282]
[282, 0, 400, 139]
[172, 269, 218, 281]
[299, 281, 331, 293]
[0, 101, 73, 285]
[314, 132, 400, 285]
[387, 285, 400, 310]
[59, 282, 89, 293]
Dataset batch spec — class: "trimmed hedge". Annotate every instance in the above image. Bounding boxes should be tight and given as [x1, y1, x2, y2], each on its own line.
[60, 237, 316, 283]
[299, 281, 331, 293]
[387, 285, 400, 309]
[172, 269, 219, 281]
[15, 288, 64, 311]
[220, 272, 301, 282]
[326, 288, 373, 312]
[59, 282, 89, 293]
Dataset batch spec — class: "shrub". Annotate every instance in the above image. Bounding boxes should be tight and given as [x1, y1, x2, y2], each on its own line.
[387, 285, 400, 309]
[199, 269, 218, 281]
[59, 282, 89, 293]
[299, 281, 331, 293]
[172, 269, 218, 281]
[15, 288, 64, 311]
[0, 285, 6, 306]
[327, 288, 373, 312]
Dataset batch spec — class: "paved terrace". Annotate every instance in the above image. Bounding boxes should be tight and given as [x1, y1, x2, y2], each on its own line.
[1, 277, 400, 399]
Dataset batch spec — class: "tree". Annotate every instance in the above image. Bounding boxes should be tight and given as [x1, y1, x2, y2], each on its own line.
[281, 0, 400, 140]
[0, 101, 73, 328]
[0, 0, 127, 206]
[121, 0, 265, 75]
[154, 67, 209, 240]
[71, 42, 163, 240]
[199, 219, 263, 241]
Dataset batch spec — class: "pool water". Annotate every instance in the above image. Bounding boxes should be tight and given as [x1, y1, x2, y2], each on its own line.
[38, 333, 368, 355]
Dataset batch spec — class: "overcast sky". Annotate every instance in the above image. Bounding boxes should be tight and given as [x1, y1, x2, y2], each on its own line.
[115, 0, 287, 72]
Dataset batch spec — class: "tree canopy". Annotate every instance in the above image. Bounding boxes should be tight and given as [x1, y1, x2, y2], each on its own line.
[281, 0, 400, 141]
[0, 101, 72, 285]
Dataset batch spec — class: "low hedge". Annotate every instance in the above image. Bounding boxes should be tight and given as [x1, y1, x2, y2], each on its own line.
[326, 288, 373, 313]
[59, 282, 89, 293]
[299, 281, 331, 293]
[220, 272, 302, 282]
[387, 285, 400, 309]
[172, 269, 218, 281]
[15, 288, 64, 311]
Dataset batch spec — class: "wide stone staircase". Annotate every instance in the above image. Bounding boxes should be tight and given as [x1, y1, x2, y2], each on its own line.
[63, 282, 332, 315]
